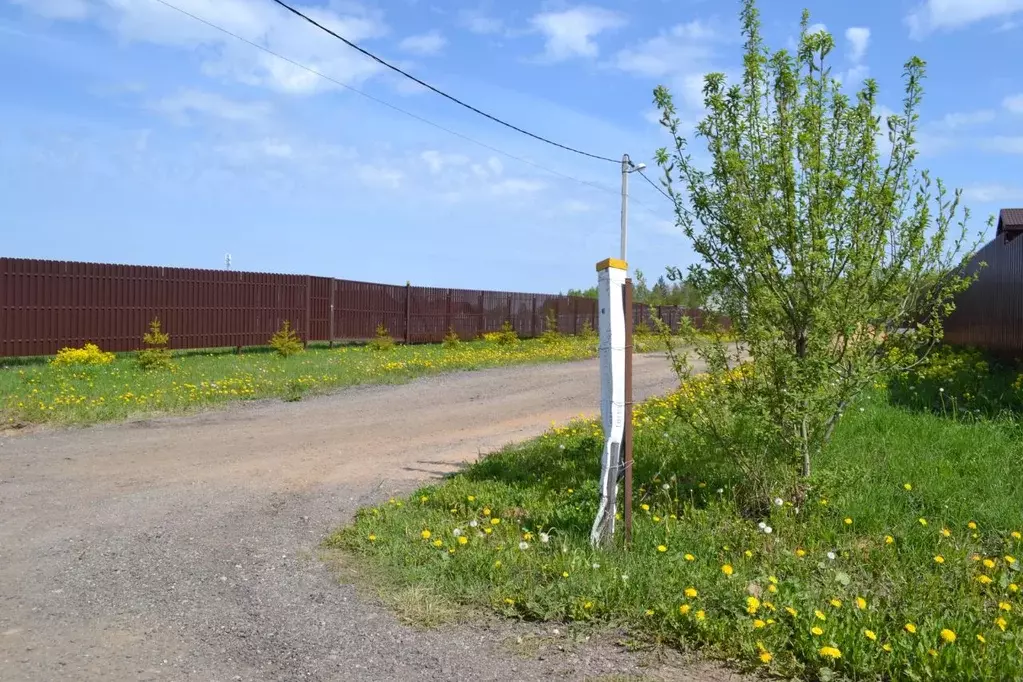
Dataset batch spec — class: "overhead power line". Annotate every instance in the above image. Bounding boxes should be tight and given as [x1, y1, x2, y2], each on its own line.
[150, 0, 665, 216]
[637, 169, 673, 203]
[267, 0, 620, 164]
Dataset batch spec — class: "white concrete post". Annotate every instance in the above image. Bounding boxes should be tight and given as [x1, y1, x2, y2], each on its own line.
[591, 257, 627, 547]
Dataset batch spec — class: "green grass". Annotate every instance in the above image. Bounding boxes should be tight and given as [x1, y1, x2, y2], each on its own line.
[0, 337, 600, 426]
[331, 370, 1023, 681]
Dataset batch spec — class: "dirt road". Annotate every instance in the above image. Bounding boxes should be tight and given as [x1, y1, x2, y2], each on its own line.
[0, 355, 740, 682]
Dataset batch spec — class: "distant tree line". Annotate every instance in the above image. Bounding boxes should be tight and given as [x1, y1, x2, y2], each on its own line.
[566, 269, 706, 308]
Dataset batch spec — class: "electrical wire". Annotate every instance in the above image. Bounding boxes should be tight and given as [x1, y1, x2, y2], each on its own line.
[636, 168, 673, 203]
[268, 0, 621, 164]
[149, 0, 665, 215]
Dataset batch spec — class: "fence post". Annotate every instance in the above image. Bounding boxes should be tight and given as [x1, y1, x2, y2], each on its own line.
[478, 291, 485, 339]
[507, 294, 513, 331]
[304, 275, 311, 348]
[405, 282, 411, 344]
[531, 297, 537, 338]
[445, 289, 453, 342]
[329, 280, 336, 348]
[573, 297, 579, 335]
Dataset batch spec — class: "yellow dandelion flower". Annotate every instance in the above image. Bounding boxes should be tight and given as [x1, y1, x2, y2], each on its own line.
[1005, 555, 1017, 565]
[968, 521, 978, 530]
[684, 587, 698, 598]
[641, 504, 650, 511]
[785, 606, 798, 617]
[368, 534, 377, 542]
[830, 598, 843, 608]
[490, 518, 501, 525]
[421, 529, 432, 539]
[657, 545, 668, 553]
[999, 602, 1012, 612]
[458, 536, 468, 545]
[484, 528, 493, 535]
[972, 554, 982, 561]
[1012, 531, 1022, 540]
[695, 610, 706, 621]
[433, 539, 443, 547]
[684, 553, 695, 561]
[1010, 584, 1019, 593]
[941, 528, 952, 538]
[768, 584, 778, 594]
[995, 617, 1007, 631]
[856, 597, 867, 610]
[940, 629, 956, 643]
[644, 609, 655, 616]
[420, 496, 429, 503]
[744, 549, 753, 558]
[747, 596, 761, 614]
[796, 548, 807, 557]
[978, 575, 994, 585]
[844, 518, 852, 525]
[905, 623, 917, 634]
[983, 558, 996, 569]
[494, 561, 502, 568]
[819, 646, 842, 660]
[583, 601, 593, 610]
[721, 564, 734, 576]
[919, 518, 928, 526]
[928, 648, 938, 657]
[753, 619, 766, 629]
[934, 555, 945, 564]
[811, 626, 824, 636]
[885, 535, 895, 545]
[758, 651, 772, 664]
[679, 604, 691, 615]
[815, 610, 827, 621]
[903, 483, 912, 490]
[467, 495, 476, 502]
[864, 629, 877, 641]
[882, 643, 893, 652]
[768, 576, 778, 584]
[504, 598, 515, 605]
[977, 634, 986, 644]
[562, 571, 569, 578]
[483, 508, 491, 516]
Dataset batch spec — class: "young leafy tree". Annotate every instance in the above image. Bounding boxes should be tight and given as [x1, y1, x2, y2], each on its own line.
[653, 0, 981, 479]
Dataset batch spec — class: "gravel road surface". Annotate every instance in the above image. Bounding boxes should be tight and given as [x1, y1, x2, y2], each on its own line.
[0, 355, 743, 682]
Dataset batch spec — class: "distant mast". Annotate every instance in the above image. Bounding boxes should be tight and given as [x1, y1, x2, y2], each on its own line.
[225, 253, 232, 271]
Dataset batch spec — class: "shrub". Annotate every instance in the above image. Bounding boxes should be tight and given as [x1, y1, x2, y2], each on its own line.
[541, 309, 563, 344]
[442, 328, 461, 349]
[493, 321, 519, 345]
[269, 320, 303, 357]
[578, 318, 597, 343]
[51, 343, 115, 367]
[136, 318, 173, 371]
[369, 323, 395, 352]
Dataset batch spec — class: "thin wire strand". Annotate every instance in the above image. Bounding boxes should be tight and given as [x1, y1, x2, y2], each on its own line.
[149, 0, 665, 215]
[268, 0, 620, 164]
[636, 168, 673, 203]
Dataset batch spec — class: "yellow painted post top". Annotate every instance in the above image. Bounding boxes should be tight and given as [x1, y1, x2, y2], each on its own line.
[595, 258, 628, 272]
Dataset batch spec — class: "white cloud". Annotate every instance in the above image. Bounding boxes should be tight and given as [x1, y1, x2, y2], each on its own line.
[357, 164, 403, 188]
[980, 136, 1023, 153]
[530, 6, 626, 61]
[150, 89, 271, 124]
[9, 0, 89, 20]
[807, 22, 828, 35]
[398, 31, 446, 56]
[906, 0, 1023, 38]
[459, 9, 502, 35]
[490, 178, 546, 195]
[562, 199, 594, 213]
[938, 109, 996, 128]
[420, 150, 469, 174]
[962, 184, 1023, 203]
[14, 0, 388, 95]
[838, 64, 870, 86]
[1004, 93, 1023, 113]
[612, 22, 721, 112]
[845, 27, 870, 61]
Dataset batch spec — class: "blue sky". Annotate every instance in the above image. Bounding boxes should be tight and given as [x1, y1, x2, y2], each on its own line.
[2, 0, 1022, 293]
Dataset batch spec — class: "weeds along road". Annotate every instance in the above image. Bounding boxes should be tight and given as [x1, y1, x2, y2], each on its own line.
[0, 354, 731, 682]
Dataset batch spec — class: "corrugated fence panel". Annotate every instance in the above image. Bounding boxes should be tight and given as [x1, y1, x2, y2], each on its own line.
[0, 257, 726, 357]
[944, 236, 1023, 355]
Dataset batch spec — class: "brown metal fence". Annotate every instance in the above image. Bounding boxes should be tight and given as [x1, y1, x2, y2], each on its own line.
[0, 257, 717, 357]
[943, 233, 1023, 355]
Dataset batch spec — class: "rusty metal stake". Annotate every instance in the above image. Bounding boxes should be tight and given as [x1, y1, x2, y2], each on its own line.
[623, 277, 634, 546]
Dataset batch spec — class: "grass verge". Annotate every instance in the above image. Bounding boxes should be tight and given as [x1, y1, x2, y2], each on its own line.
[329, 364, 1023, 681]
[0, 337, 600, 426]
